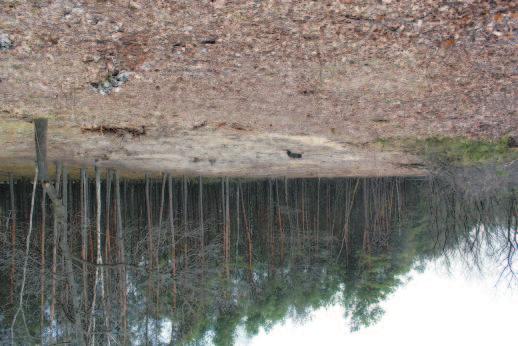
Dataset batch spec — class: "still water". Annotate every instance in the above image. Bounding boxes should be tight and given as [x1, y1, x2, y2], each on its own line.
[0, 165, 517, 345]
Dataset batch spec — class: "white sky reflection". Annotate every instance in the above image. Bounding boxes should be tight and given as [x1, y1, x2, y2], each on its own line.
[237, 256, 517, 346]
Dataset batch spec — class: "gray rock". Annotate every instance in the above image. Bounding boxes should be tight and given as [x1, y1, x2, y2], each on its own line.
[91, 70, 130, 95]
[0, 34, 13, 51]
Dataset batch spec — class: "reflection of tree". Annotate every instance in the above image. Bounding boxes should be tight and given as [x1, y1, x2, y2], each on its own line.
[0, 131, 517, 344]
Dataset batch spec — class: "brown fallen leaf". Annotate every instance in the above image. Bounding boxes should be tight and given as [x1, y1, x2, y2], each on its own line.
[440, 38, 455, 49]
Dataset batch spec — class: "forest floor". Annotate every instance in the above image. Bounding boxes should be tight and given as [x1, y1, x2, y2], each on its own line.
[1, 1, 517, 176]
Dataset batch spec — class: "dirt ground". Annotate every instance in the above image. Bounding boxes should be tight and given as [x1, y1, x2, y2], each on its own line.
[1, 1, 517, 176]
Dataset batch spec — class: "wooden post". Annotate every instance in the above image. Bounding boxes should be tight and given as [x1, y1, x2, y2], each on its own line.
[34, 118, 49, 182]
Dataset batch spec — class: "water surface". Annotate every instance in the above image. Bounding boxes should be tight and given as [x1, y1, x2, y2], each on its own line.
[0, 165, 516, 345]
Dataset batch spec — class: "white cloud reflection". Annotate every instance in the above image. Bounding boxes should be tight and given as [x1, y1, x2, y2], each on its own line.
[238, 254, 517, 346]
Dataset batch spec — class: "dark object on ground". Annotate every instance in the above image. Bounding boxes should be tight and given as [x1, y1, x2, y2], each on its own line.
[507, 136, 518, 148]
[286, 150, 302, 159]
[397, 162, 426, 168]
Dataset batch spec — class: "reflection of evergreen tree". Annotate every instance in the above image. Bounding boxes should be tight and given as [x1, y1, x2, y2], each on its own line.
[0, 171, 516, 344]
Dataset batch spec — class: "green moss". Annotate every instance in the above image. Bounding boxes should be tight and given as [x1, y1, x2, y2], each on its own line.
[376, 136, 518, 165]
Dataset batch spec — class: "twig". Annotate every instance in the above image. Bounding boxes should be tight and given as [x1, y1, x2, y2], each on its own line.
[10, 167, 38, 343]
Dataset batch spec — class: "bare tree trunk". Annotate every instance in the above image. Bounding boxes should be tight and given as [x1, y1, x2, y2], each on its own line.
[156, 173, 167, 317]
[337, 179, 360, 260]
[62, 166, 69, 320]
[145, 174, 153, 329]
[105, 171, 112, 265]
[275, 180, 285, 263]
[168, 175, 177, 311]
[10, 168, 38, 343]
[268, 179, 273, 272]
[316, 178, 320, 257]
[183, 177, 188, 274]
[80, 168, 89, 320]
[285, 178, 294, 258]
[146, 174, 153, 270]
[295, 183, 300, 252]
[9, 173, 16, 306]
[90, 166, 109, 344]
[222, 178, 225, 268]
[225, 177, 230, 279]
[50, 162, 62, 337]
[363, 179, 370, 254]
[235, 183, 240, 264]
[98, 168, 110, 345]
[103, 169, 115, 336]
[63, 166, 83, 340]
[158, 173, 167, 260]
[115, 172, 128, 345]
[240, 186, 253, 279]
[330, 183, 336, 246]
[40, 187, 47, 343]
[301, 180, 305, 247]
[325, 183, 330, 249]
[199, 176, 204, 262]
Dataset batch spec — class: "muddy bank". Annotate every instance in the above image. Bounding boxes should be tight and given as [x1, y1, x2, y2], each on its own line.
[0, 118, 423, 178]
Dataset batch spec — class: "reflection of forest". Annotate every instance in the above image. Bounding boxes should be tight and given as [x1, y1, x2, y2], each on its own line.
[0, 170, 516, 345]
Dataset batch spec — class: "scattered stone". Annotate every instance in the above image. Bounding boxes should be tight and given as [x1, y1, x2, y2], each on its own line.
[0, 33, 13, 51]
[192, 120, 207, 130]
[172, 42, 186, 53]
[200, 37, 217, 44]
[90, 70, 130, 95]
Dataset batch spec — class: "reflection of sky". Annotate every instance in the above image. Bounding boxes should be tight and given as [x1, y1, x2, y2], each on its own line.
[237, 255, 518, 346]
